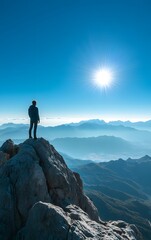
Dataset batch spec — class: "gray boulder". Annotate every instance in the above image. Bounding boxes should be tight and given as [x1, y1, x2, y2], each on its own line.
[17, 202, 70, 240]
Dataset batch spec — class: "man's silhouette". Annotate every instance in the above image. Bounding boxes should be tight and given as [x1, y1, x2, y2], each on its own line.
[28, 100, 40, 139]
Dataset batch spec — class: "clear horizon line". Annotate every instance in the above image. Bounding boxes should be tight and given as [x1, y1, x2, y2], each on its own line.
[0, 117, 151, 127]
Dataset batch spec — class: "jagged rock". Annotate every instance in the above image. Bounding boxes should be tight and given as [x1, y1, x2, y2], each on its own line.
[0, 140, 51, 239]
[17, 202, 142, 240]
[0, 138, 142, 240]
[24, 138, 99, 221]
[0, 139, 18, 158]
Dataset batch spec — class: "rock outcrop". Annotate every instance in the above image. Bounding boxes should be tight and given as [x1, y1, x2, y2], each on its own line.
[0, 138, 142, 240]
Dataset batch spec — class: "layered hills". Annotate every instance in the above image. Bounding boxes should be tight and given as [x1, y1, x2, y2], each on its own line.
[73, 156, 151, 240]
[52, 136, 143, 160]
[1, 119, 151, 160]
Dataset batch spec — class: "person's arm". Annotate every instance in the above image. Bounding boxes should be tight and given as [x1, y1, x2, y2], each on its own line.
[37, 108, 40, 123]
[28, 106, 31, 118]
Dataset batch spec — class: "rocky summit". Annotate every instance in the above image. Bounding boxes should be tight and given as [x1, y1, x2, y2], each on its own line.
[0, 138, 142, 240]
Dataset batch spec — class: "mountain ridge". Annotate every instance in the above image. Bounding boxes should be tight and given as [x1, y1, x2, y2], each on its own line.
[1, 120, 151, 161]
[52, 135, 150, 160]
[73, 156, 151, 240]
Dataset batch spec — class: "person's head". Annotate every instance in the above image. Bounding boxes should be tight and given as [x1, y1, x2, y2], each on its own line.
[32, 100, 36, 106]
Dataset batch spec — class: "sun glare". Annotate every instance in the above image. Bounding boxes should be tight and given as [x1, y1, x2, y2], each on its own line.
[93, 68, 113, 88]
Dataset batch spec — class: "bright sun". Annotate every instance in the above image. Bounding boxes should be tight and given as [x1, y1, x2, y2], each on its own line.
[93, 68, 113, 88]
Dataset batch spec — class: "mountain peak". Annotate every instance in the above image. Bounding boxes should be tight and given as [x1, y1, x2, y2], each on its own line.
[0, 138, 142, 239]
[69, 119, 106, 126]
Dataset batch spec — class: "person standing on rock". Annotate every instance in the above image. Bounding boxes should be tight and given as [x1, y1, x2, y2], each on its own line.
[28, 100, 40, 139]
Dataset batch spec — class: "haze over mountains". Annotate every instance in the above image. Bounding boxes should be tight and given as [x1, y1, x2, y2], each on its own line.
[52, 136, 143, 160]
[0, 119, 151, 160]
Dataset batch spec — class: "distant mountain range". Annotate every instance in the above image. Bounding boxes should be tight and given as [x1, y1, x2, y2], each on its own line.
[1, 119, 151, 160]
[52, 136, 151, 160]
[1, 119, 151, 139]
[61, 153, 93, 168]
[69, 119, 151, 131]
[72, 155, 151, 240]
[109, 120, 151, 131]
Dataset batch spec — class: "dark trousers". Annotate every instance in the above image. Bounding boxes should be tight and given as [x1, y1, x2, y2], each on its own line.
[29, 121, 37, 138]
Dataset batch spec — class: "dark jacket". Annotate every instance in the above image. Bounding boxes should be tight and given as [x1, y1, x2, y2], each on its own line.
[28, 105, 40, 123]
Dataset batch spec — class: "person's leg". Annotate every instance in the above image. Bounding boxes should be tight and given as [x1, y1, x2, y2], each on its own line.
[34, 122, 38, 139]
[29, 121, 33, 138]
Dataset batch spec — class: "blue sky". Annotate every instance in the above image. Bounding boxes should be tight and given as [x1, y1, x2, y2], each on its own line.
[0, 0, 151, 125]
